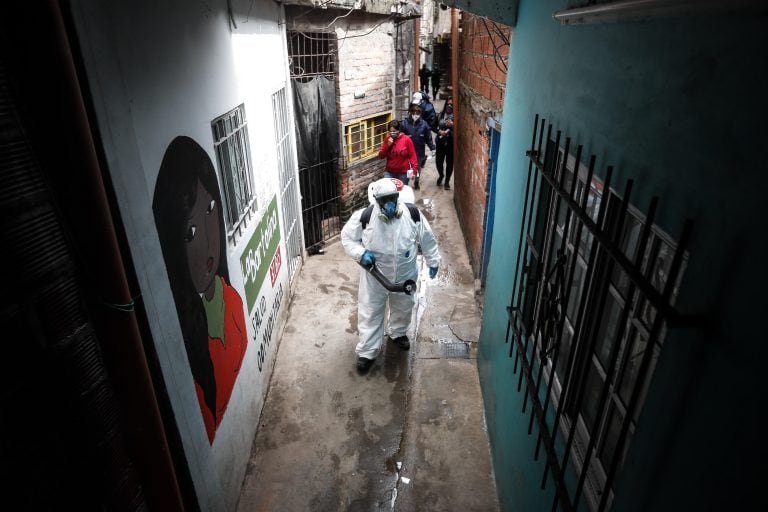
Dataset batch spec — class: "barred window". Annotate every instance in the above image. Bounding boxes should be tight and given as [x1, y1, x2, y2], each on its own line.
[542, 148, 686, 510]
[344, 112, 392, 163]
[211, 104, 256, 243]
[287, 31, 336, 82]
[507, 116, 693, 512]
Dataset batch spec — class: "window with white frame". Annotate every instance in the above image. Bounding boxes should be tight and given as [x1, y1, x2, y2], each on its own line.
[211, 104, 256, 243]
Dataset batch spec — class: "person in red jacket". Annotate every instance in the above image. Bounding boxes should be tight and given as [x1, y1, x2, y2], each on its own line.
[378, 119, 418, 186]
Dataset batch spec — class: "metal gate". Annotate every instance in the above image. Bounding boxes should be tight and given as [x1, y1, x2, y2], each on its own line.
[287, 31, 341, 252]
[271, 88, 303, 283]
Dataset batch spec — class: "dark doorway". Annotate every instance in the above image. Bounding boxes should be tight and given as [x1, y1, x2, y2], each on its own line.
[287, 31, 341, 252]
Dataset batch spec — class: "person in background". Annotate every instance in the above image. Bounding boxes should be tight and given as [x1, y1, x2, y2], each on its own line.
[431, 66, 442, 99]
[400, 103, 435, 191]
[341, 178, 441, 374]
[436, 97, 454, 190]
[412, 91, 437, 133]
[418, 63, 431, 94]
[378, 119, 418, 186]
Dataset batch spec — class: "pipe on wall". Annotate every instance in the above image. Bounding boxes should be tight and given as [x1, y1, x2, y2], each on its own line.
[414, 16, 421, 98]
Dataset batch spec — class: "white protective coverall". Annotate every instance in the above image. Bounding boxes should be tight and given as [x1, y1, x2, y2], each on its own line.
[341, 193, 441, 359]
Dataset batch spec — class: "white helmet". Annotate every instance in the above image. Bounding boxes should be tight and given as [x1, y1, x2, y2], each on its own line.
[368, 178, 415, 205]
[371, 178, 399, 202]
[411, 92, 423, 104]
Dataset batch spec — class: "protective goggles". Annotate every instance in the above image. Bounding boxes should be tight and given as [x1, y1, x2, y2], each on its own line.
[375, 193, 399, 209]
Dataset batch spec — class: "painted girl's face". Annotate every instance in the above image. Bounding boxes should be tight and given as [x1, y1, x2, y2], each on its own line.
[185, 178, 221, 296]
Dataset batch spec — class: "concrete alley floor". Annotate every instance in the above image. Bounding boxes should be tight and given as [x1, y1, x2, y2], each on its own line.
[237, 143, 499, 511]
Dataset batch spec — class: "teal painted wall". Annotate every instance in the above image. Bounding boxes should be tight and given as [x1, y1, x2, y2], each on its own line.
[478, 1, 768, 511]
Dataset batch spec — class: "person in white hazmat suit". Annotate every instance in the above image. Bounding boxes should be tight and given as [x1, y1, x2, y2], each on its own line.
[341, 178, 441, 373]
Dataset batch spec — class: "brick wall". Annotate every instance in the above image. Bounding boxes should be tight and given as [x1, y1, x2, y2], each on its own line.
[335, 13, 396, 219]
[454, 12, 510, 276]
[286, 10, 397, 221]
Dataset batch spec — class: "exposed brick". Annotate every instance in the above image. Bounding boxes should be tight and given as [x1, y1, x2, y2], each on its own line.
[454, 11, 510, 276]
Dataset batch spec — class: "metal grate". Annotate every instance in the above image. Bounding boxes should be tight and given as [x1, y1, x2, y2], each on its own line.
[299, 158, 341, 251]
[287, 30, 341, 252]
[271, 88, 303, 283]
[504, 115, 699, 511]
[444, 342, 470, 359]
[211, 104, 256, 243]
[287, 31, 336, 82]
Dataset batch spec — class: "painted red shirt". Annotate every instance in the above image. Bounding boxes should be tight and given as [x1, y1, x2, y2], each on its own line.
[194, 277, 248, 444]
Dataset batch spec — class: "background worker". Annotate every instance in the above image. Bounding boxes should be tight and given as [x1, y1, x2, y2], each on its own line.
[411, 91, 437, 132]
[435, 97, 455, 189]
[400, 103, 435, 191]
[341, 178, 441, 374]
[418, 63, 431, 94]
[431, 66, 442, 99]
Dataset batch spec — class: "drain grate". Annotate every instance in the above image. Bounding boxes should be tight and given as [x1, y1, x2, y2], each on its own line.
[444, 342, 469, 359]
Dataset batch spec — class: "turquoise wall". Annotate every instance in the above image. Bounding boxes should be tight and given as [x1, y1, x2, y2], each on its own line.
[478, 1, 768, 510]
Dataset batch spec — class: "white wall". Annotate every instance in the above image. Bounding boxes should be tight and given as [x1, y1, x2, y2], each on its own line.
[69, 0, 295, 509]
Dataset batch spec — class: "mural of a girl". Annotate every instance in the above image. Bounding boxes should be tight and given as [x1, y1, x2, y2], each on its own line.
[152, 136, 247, 444]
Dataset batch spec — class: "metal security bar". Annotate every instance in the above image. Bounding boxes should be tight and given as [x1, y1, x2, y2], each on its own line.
[286, 30, 341, 252]
[272, 88, 303, 283]
[212, 104, 256, 243]
[505, 115, 698, 511]
[299, 158, 340, 251]
[287, 31, 336, 82]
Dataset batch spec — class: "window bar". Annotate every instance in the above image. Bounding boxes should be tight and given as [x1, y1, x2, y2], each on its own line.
[518, 122, 554, 395]
[533, 153, 596, 462]
[541, 164, 613, 493]
[527, 252, 566, 439]
[596, 219, 692, 512]
[552, 178, 634, 511]
[515, 128, 570, 400]
[243, 124, 254, 206]
[506, 114, 541, 354]
[234, 133, 245, 206]
[533, 141, 581, 335]
[221, 145, 236, 226]
[511, 306, 576, 512]
[571, 197, 659, 512]
[516, 119, 548, 406]
[509, 117, 546, 377]
[225, 131, 238, 216]
[510, 130, 571, 374]
[531, 131, 569, 336]
[527, 142, 583, 437]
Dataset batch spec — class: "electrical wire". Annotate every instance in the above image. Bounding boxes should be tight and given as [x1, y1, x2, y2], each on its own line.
[288, 15, 394, 42]
[323, 5, 355, 29]
[292, 0, 338, 21]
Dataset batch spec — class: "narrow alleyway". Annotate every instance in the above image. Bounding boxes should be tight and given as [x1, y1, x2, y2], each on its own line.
[237, 116, 499, 511]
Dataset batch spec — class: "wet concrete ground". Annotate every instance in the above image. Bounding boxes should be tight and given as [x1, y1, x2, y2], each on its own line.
[237, 118, 499, 511]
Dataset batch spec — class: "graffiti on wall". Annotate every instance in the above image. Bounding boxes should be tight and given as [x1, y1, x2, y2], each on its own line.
[239, 195, 283, 372]
[152, 136, 248, 445]
[239, 196, 280, 313]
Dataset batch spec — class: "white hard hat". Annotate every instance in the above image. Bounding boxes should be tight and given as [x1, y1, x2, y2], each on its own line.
[371, 178, 398, 200]
[411, 92, 422, 104]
